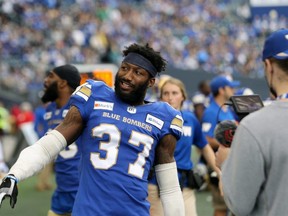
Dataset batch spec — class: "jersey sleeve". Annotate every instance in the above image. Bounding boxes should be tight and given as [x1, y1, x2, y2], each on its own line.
[169, 114, 183, 140]
[69, 80, 96, 122]
[192, 115, 208, 149]
[159, 103, 183, 140]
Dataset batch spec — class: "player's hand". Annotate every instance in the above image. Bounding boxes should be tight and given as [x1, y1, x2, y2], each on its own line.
[0, 175, 18, 208]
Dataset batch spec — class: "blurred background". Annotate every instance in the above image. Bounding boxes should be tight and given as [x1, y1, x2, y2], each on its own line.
[0, 0, 287, 215]
[0, 0, 287, 106]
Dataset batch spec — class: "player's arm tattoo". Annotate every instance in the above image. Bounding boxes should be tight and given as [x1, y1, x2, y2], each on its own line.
[55, 106, 84, 145]
[154, 134, 177, 165]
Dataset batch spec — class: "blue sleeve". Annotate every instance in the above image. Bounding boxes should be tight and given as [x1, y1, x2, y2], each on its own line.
[155, 102, 183, 141]
[193, 115, 208, 149]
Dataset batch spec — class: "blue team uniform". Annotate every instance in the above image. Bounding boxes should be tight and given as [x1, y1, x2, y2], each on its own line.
[44, 102, 81, 214]
[34, 105, 48, 138]
[69, 80, 183, 216]
[200, 98, 236, 166]
[149, 110, 207, 186]
[201, 98, 236, 138]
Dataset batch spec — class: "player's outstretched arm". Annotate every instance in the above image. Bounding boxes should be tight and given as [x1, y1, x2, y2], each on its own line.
[0, 106, 83, 209]
[154, 134, 185, 216]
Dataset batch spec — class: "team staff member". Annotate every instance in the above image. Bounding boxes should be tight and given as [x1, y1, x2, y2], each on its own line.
[201, 75, 239, 216]
[217, 28, 288, 215]
[0, 43, 185, 216]
[148, 78, 219, 216]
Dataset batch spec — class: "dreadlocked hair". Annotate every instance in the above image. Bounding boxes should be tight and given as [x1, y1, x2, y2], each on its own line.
[122, 43, 167, 74]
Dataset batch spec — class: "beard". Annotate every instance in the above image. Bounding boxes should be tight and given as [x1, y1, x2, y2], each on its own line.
[114, 73, 149, 106]
[41, 82, 59, 103]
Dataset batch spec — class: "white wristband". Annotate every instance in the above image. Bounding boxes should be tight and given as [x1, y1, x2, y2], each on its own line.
[9, 130, 67, 181]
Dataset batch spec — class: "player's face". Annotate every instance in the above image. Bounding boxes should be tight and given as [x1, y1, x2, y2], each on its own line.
[41, 72, 60, 103]
[161, 83, 184, 110]
[114, 62, 154, 105]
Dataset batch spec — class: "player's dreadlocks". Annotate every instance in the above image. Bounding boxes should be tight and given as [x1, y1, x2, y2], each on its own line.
[122, 43, 167, 74]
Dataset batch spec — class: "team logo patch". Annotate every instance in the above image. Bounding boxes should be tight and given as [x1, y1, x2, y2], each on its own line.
[146, 114, 164, 130]
[44, 112, 52, 120]
[127, 106, 136, 114]
[182, 126, 192, 137]
[94, 101, 114, 111]
[170, 115, 183, 132]
[75, 84, 92, 101]
[202, 122, 212, 132]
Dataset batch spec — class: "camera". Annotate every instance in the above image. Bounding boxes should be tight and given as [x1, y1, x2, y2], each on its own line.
[214, 95, 264, 148]
[228, 94, 264, 121]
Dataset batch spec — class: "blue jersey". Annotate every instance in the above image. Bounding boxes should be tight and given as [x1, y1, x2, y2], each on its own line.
[69, 80, 183, 216]
[149, 111, 207, 185]
[175, 111, 207, 170]
[202, 99, 236, 138]
[34, 105, 48, 138]
[44, 102, 80, 192]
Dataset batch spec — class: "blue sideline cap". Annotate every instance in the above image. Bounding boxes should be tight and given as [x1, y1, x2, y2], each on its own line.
[262, 28, 288, 61]
[210, 76, 240, 93]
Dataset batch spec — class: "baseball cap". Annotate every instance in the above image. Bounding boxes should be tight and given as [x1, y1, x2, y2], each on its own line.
[262, 28, 288, 61]
[210, 76, 240, 93]
[53, 64, 81, 89]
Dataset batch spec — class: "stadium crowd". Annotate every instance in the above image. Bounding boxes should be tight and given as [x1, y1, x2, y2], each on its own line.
[0, 0, 287, 98]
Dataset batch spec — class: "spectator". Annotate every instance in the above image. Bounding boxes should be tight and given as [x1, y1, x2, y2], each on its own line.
[1, 0, 287, 101]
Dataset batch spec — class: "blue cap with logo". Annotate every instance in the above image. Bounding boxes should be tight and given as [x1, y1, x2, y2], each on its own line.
[210, 76, 240, 93]
[262, 28, 288, 61]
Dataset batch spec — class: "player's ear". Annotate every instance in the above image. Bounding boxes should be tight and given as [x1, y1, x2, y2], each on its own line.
[58, 79, 67, 88]
[148, 78, 156, 88]
[264, 59, 273, 74]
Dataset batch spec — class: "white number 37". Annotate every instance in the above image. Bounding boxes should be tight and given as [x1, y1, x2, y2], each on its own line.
[91, 123, 154, 179]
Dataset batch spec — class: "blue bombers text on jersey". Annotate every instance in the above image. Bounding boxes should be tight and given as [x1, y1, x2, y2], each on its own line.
[69, 80, 183, 216]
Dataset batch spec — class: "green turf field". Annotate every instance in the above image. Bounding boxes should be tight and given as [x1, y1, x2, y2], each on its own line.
[0, 146, 213, 215]
[0, 175, 213, 216]
[0, 175, 54, 216]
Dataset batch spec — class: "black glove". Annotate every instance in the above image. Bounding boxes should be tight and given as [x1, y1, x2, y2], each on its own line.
[0, 175, 18, 208]
[214, 120, 237, 147]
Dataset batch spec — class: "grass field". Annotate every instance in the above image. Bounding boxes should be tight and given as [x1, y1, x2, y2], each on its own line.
[0, 175, 54, 216]
[0, 174, 214, 216]
[1, 141, 214, 216]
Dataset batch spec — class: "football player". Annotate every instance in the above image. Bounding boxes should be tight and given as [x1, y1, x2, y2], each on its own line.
[0, 43, 185, 216]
